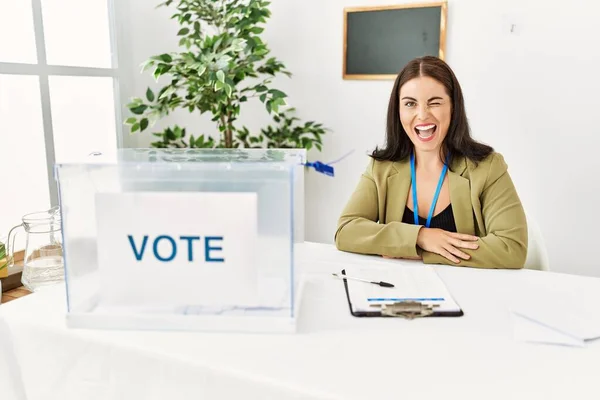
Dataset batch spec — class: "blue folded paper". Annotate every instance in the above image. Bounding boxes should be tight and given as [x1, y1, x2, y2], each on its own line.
[303, 149, 354, 177]
[304, 161, 335, 176]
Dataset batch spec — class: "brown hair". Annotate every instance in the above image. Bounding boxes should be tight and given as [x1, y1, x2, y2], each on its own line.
[371, 56, 493, 165]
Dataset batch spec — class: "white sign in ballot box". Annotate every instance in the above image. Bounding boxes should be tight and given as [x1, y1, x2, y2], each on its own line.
[54, 148, 304, 333]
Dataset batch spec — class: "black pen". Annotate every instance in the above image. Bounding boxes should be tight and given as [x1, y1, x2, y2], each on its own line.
[332, 273, 395, 288]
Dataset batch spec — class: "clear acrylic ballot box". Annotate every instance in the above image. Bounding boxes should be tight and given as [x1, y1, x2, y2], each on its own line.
[54, 148, 304, 333]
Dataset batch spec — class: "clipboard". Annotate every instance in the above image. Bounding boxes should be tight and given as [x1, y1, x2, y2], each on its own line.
[340, 268, 464, 318]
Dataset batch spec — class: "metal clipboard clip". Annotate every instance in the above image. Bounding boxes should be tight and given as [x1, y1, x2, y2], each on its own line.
[371, 301, 440, 319]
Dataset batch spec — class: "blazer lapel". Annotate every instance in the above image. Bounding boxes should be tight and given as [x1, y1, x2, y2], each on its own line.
[385, 156, 476, 235]
[385, 161, 411, 223]
[448, 157, 476, 235]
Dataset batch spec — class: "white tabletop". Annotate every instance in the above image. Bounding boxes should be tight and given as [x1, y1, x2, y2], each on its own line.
[2, 242, 600, 400]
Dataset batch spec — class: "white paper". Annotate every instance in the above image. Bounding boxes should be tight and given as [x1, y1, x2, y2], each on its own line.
[343, 265, 461, 313]
[511, 313, 585, 347]
[95, 191, 258, 307]
[511, 304, 600, 342]
[509, 276, 600, 346]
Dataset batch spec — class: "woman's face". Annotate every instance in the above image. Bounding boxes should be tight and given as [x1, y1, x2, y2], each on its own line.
[398, 76, 452, 154]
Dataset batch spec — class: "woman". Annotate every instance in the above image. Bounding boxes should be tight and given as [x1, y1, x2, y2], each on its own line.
[335, 56, 527, 269]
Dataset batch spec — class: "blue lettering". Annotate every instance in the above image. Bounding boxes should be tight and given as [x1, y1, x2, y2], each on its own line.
[128, 235, 224, 263]
[205, 236, 224, 262]
[179, 236, 200, 261]
[128, 235, 148, 261]
[153, 235, 177, 262]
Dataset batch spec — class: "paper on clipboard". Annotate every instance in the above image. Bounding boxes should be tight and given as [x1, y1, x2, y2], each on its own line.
[343, 265, 461, 313]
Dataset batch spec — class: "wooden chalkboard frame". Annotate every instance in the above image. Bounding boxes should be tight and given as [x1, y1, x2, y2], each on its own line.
[343, 2, 448, 80]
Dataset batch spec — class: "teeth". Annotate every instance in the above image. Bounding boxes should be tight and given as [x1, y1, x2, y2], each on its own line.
[415, 124, 436, 130]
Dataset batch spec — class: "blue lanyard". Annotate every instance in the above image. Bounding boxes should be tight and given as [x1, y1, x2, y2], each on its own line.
[410, 152, 449, 228]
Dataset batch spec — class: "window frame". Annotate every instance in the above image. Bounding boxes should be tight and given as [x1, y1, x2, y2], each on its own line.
[0, 0, 127, 205]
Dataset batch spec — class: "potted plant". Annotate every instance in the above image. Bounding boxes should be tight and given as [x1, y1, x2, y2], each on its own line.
[124, 0, 328, 151]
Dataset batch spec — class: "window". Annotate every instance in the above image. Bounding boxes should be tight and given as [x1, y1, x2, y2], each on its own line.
[0, 0, 122, 242]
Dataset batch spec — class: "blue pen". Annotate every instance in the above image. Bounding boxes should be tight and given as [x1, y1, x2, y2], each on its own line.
[367, 298, 445, 302]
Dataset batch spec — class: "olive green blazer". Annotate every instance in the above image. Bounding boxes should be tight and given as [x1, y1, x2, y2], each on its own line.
[334, 152, 528, 269]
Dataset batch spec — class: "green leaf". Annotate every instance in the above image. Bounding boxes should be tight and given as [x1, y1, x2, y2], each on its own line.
[255, 48, 269, 56]
[269, 89, 286, 99]
[128, 97, 143, 107]
[249, 27, 264, 34]
[270, 98, 286, 114]
[177, 28, 190, 36]
[140, 118, 149, 131]
[131, 122, 140, 132]
[195, 135, 214, 148]
[146, 88, 155, 102]
[140, 59, 154, 73]
[259, 93, 267, 103]
[158, 86, 177, 100]
[194, 21, 200, 32]
[125, 117, 137, 125]
[153, 67, 163, 80]
[215, 81, 224, 91]
[174, 126, 183, 138]
[166, 128, 175, 140]
[159, 54, 172, 62]
[130, 105, 148, 115]
[213, 37, 223, 50]
[156, 0, 173, 8]
[216, 70, 225, 83]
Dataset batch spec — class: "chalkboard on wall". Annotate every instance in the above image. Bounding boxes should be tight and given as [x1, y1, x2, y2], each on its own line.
[343, 2, 447, 80]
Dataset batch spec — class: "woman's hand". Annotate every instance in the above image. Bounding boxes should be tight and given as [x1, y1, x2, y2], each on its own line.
[416, 228, 479, 263]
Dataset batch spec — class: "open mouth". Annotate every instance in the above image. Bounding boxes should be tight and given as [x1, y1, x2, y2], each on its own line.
[414, 124, 437, 142]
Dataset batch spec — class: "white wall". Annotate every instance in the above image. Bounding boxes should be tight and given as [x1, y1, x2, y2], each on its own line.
[119, 0, 600, 277]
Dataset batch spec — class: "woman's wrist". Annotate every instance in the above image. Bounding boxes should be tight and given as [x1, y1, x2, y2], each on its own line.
[416, 226, 426, 248]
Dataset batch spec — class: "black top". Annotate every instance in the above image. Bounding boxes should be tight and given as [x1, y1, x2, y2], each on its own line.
[402, 204, 457, 232]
